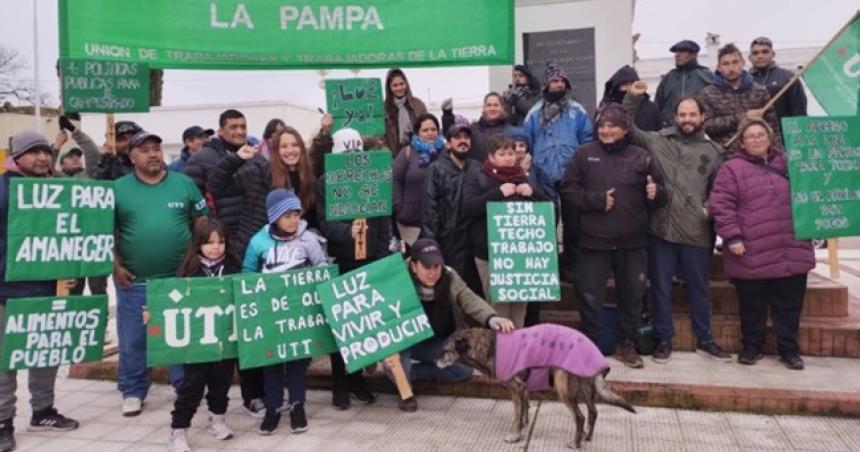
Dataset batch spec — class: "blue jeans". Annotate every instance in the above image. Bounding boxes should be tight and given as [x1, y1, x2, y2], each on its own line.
[648, 236, 714, 343]
[116, 283, 184, 399]
[262, 359, 310, 412]
[386, 337, 473, 383]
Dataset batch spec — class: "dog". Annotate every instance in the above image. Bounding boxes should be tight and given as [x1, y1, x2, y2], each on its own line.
[436, 325, 635, 449]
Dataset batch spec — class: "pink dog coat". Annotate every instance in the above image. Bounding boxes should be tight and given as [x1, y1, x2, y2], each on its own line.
[495, 324, 608, 391]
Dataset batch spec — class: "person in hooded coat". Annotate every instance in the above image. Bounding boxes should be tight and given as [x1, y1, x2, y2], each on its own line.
[502, 64, 541, 126]
[384, 68, 427, 155]
[600, 65, 661, 132]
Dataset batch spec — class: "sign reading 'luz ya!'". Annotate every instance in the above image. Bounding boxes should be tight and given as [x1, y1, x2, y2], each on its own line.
[5, 179, 115, 282]
[325, 78, 384, 136]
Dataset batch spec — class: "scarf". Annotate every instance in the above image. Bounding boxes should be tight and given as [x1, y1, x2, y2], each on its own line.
[483, 159, 527, 185]
[540, 91, 570, 124]
[394, 96, 412, 147]
[199, 255, 226, 277]
[410, 134, 446, 168]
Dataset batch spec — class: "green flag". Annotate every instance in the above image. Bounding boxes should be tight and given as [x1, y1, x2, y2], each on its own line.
[801, 11, 860, 115]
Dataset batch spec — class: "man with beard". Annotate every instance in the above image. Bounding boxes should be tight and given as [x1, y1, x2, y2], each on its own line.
[421, 118, 482, 294]
[624, 81, 731, 364]
[503, 64, 541, 126]
[749, 37, 807, 121]
[113, 131, 208, 417]
[523, 61, 594, 280]
[701, 43, 781, 147]
[655, 40, 713, 127]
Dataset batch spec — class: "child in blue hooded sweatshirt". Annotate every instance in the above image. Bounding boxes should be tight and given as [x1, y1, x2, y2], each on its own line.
[242, 188, 328, 436]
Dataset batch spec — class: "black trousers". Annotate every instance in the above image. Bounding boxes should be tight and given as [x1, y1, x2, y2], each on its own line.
[574, 247, 647, 345]
[732, 273, 807, 357]
[330, 352, 367, 394]
[559, 196, 580, 271]
[70, 275, 108, 295]
[239, 367, 263, 403]
[171, 359, 235, 429]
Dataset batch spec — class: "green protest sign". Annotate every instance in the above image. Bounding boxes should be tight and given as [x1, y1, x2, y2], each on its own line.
[5, 178, 114, 282]
[59, 1, 513, 70]
[782, 116, 860, 239]
[324, 151, 392, 221]
[487, 202, 560, 303]
[232, 266, 339, 370]
[317, 254, 433, 373]
[325, 78, 384, 136]
[60, 58, 150, 113]
[801, 12, 859, 116]
[0, 295, 108, 371]
[146, 277, 237, 366]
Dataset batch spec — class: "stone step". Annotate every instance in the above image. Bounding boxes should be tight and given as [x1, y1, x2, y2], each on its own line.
[554, 274, 849, 318]
[541, 294, 860, 358]
[68, 351, 860, 417]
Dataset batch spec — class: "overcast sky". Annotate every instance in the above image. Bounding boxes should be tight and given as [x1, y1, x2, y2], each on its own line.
[1, 0, 857, 109]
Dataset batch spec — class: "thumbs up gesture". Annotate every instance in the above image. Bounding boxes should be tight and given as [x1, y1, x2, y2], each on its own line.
[646, 175, 657, 200]
[605, 188, 616, 211]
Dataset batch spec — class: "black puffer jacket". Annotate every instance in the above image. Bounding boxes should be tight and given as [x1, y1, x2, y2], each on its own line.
[91, 153, 133, 181]
[185, 136, 244, 239]
[503, 64, 541, 126]
[468, 116, 509, 163]
[750, 63, 807, 121]
[420, 152, 478, 275]
[462, 165, 548, 260]
[600, 65, 662, 132]
[315, 176, 392, 273]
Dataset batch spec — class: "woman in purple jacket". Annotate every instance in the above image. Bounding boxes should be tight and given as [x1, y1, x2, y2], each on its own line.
[709, 118, 815, 370]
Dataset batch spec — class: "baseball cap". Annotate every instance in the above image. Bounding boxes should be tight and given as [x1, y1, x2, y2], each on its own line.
[182, 125, 215, 142]
[129, 131, 163, 149]
[10, 129, 52, 160]
[410, 238, 445, 267]
[59, 147, 84, 161]
[115, 121, 142, 137]
[332, 128, 364, 153]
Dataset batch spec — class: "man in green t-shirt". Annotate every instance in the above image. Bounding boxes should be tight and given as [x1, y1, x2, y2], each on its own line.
[113, 131, 208, 417]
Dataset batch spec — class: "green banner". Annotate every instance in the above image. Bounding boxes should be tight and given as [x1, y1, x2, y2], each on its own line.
[0, 295, 108, 371]
[61, 58, 150, 113]
[324, 151, 392, 221]
[232, 266, 339, 370]
[146, 277, 238, 366]
[58, 0, 514, 69]
[317, 254, 433, 373]
[782, 116, 860, 239]
[487, 202, 560, 303]
[325, 78, 384, 136]
[5, 178, 114, 282]
[801, 12, 860, 116]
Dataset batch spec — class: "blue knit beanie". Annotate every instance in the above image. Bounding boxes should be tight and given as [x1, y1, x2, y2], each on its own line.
[266, 189, 302, 224]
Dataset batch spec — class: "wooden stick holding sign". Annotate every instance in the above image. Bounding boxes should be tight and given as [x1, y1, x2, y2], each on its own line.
[384, 354, 414, 400]
[828, 239, 840, 278]
[354, 219, 367, 260]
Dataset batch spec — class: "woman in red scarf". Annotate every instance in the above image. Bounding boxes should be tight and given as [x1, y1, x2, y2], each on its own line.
[462, 135, 548, 327]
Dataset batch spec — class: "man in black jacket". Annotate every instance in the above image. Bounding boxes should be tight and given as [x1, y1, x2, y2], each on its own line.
[502, 64, 541, 126]
[655, 40, 713, 127]
[749, 36, 807, 121]
[600, 65, 661, 132]
[560, 104, 666, 369]
[421, 120, 481, 294]
[90, 121, 142, 181]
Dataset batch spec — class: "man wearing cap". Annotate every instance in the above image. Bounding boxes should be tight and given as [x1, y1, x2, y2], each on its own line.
[113, 131, 208, 417]
[382, 238, 514, 412]
[421, 119, 480, 290]
[57, 114, 109, 179]
[655, 40, 714, 127]
[0, 130, 80, 451]
[91, 121, 144, 181]
[168, 126, 214, 174]
[523, 61, 594, 280]
[749, 37, 807, 121]
[57, 147, 85, 177]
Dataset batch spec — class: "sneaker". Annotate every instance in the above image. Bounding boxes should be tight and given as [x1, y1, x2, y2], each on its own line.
[332, 390, 350, 411]
[169, 428, 191, 452]
[738, 348, 764, 365]
[780, 354, 805, 370]
[122, 397, 143, 417]
[696, 340, 732, 362]
[243, 398, 265, 418]
[397, 396, 418, 413]
[0, 420, 15, 452]
[206, 413, 234, 440]
[289, 404, 308, 434]
[651, 341, 672, 364]
[258, 410, 280, 436]
[28, 407, 79, 432]
[350, 384, 376, 405]
[614, 341, 644, 369]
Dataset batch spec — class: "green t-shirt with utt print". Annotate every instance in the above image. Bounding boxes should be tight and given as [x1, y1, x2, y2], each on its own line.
[115, 171, 208, 281]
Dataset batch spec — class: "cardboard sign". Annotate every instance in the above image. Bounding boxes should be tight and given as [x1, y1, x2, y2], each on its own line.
[317, 254, 433, 373]
[325, 78, 385, 136]
[5, 178, 115, 282]
[486, 201, 560, 302]
[146, 277, 238, 366]
[324, 151, 392, 221]
[783, 116, 860, 239]
[60, 58, 150, 112]
[0, 295, 108, 371]
[232, 265, 339, 370]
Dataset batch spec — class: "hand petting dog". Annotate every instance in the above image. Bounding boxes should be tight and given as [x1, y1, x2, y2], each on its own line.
[488, 316, 515, 333]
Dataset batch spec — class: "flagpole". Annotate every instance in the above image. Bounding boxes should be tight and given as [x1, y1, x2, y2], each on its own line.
[33, 1, 41, 132]
[724, 9, 859, 147]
